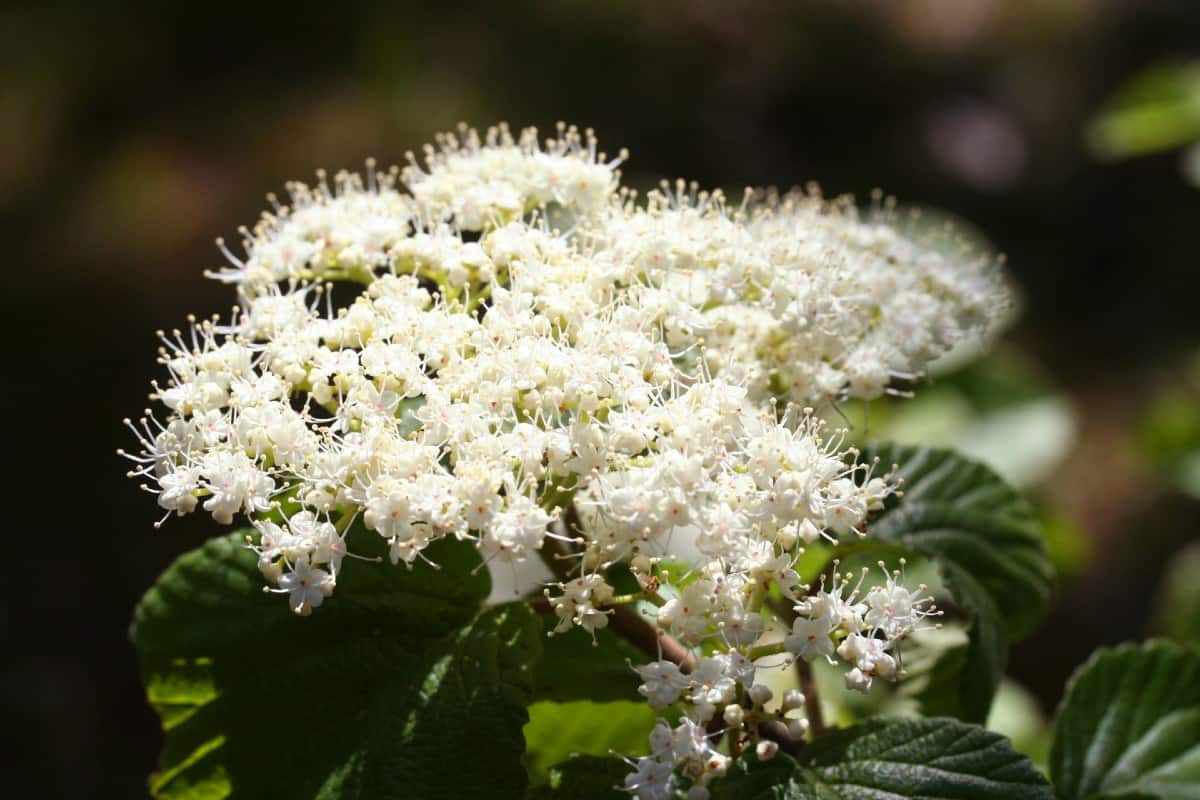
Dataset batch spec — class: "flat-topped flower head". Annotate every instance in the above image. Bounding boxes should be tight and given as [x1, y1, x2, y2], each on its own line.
[121, 122, 1003, 790]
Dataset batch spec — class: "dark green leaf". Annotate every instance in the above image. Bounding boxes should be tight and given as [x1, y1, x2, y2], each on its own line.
[711, 717, 1052, 799]
[133, 528, 540, 800]
[849, 444, 1053, 721]
[526, 755, 628, 799]
[913, 562, 1007, 723]
[1050, 641, 1200, 800]
[532, 615, 644, 702]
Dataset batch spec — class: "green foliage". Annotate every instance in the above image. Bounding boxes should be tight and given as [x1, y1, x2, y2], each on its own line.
[132, 528, 541, 800]
[1050, 641, 1200, 800]
[1139, 369, 1200, 500]
[848, 349, 1077, 491]
[1087, 62, 1200, 160]
[526, 755, 629, 799]
[986, 679, 1053, 774]
[1152, 544, 1200, 644]
[846, 444, 1054, 722]
[126, 443, 1094, 800]
[710, 717, 1052, 799]
[524, 700, 655, 784]
[531, 617, 645, 703]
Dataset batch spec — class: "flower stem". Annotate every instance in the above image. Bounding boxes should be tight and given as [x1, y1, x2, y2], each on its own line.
[335, 507, 359, 535]
[746, 641, 788, 661]
[796, 658, 825, 737]
[768, 595, 826, 737]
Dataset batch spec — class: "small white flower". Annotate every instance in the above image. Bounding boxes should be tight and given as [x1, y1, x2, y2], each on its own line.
[624, 757, 675, 800]
[276, 559, 333, 616]
[688, 656, 736, 708]
[636, 661, 690, 710]
[786, 617, 836, 662]
[844, 666, 873, 693]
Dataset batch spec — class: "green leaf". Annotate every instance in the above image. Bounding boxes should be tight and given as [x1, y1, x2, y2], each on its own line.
[1050, 641, 1200, 800]
[987, 679, 1052, 774]
[710, 717, 1052, 799]
[849, 444, 1053, 722]
[1086, 62, 1200, 159]
[1152, 543, 1200, 644]
[532, 615, 645, 703]
[526, 755, 628, 799]
[523, 700, 655, 783]
[132, 529, 541, 800]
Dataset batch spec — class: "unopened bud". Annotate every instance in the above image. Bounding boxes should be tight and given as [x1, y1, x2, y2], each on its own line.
[723, 703, 744, 727]
[782, 689, 805, 711]
[787, 717, 810, 739]
[756, 740, 779, 761]
[748, 684, 773, 705]
[706, 754, 730, 777]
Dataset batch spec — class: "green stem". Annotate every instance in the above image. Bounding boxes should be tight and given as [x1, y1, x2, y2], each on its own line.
[747, 641, 788, 661]
[335, 507, 359, 535]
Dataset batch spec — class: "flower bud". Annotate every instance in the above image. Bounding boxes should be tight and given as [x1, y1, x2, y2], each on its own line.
[748, 684, 773, 706]
[706, 754, 730, 777]
[787, 717, 810, 739]
[723, 703, 745, 727]
[844, 667, 872, 693]
[756, 740, 779, 761]
[782, 689, 805, 712]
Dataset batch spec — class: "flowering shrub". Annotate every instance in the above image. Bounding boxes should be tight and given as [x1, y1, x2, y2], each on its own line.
[124, 123, 1197, 800]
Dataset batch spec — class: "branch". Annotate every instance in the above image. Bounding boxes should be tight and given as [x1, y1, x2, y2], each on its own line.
[538, 497, 697, 672]
[795, 657, 825, 736]
[607, 605, 697, 673]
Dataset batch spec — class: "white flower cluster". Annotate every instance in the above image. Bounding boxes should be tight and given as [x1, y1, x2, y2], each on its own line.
[120, 122, 996, 791]
[785, 562, 937, 692]
[622, 678, 812, 800]
[613, 557, 936, 799]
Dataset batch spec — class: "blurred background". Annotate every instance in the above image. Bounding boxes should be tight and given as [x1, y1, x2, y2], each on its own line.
[5, 0, 1200, 795]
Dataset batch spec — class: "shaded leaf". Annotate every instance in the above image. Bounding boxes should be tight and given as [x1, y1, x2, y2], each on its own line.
[133, 529, 540, 800]
[532, 615, 645, 703]
[527, 755, 628, 799]
[1152, 543, 1200, 644]
[849, 444, 1053, 722]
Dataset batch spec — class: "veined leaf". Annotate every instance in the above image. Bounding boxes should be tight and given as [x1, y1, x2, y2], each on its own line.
[133, 529, 540, 800]
[711, 716, 1052, 799]
[1050, 641, 1200, 800]
[848, 444, 1053, 722]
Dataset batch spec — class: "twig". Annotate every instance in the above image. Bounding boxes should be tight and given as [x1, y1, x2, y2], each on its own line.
[796, 657, 825, 736]
[607, 605, 697, 673]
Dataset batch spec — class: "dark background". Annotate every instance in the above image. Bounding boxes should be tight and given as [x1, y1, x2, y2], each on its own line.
[5, 1, 1199, 796]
